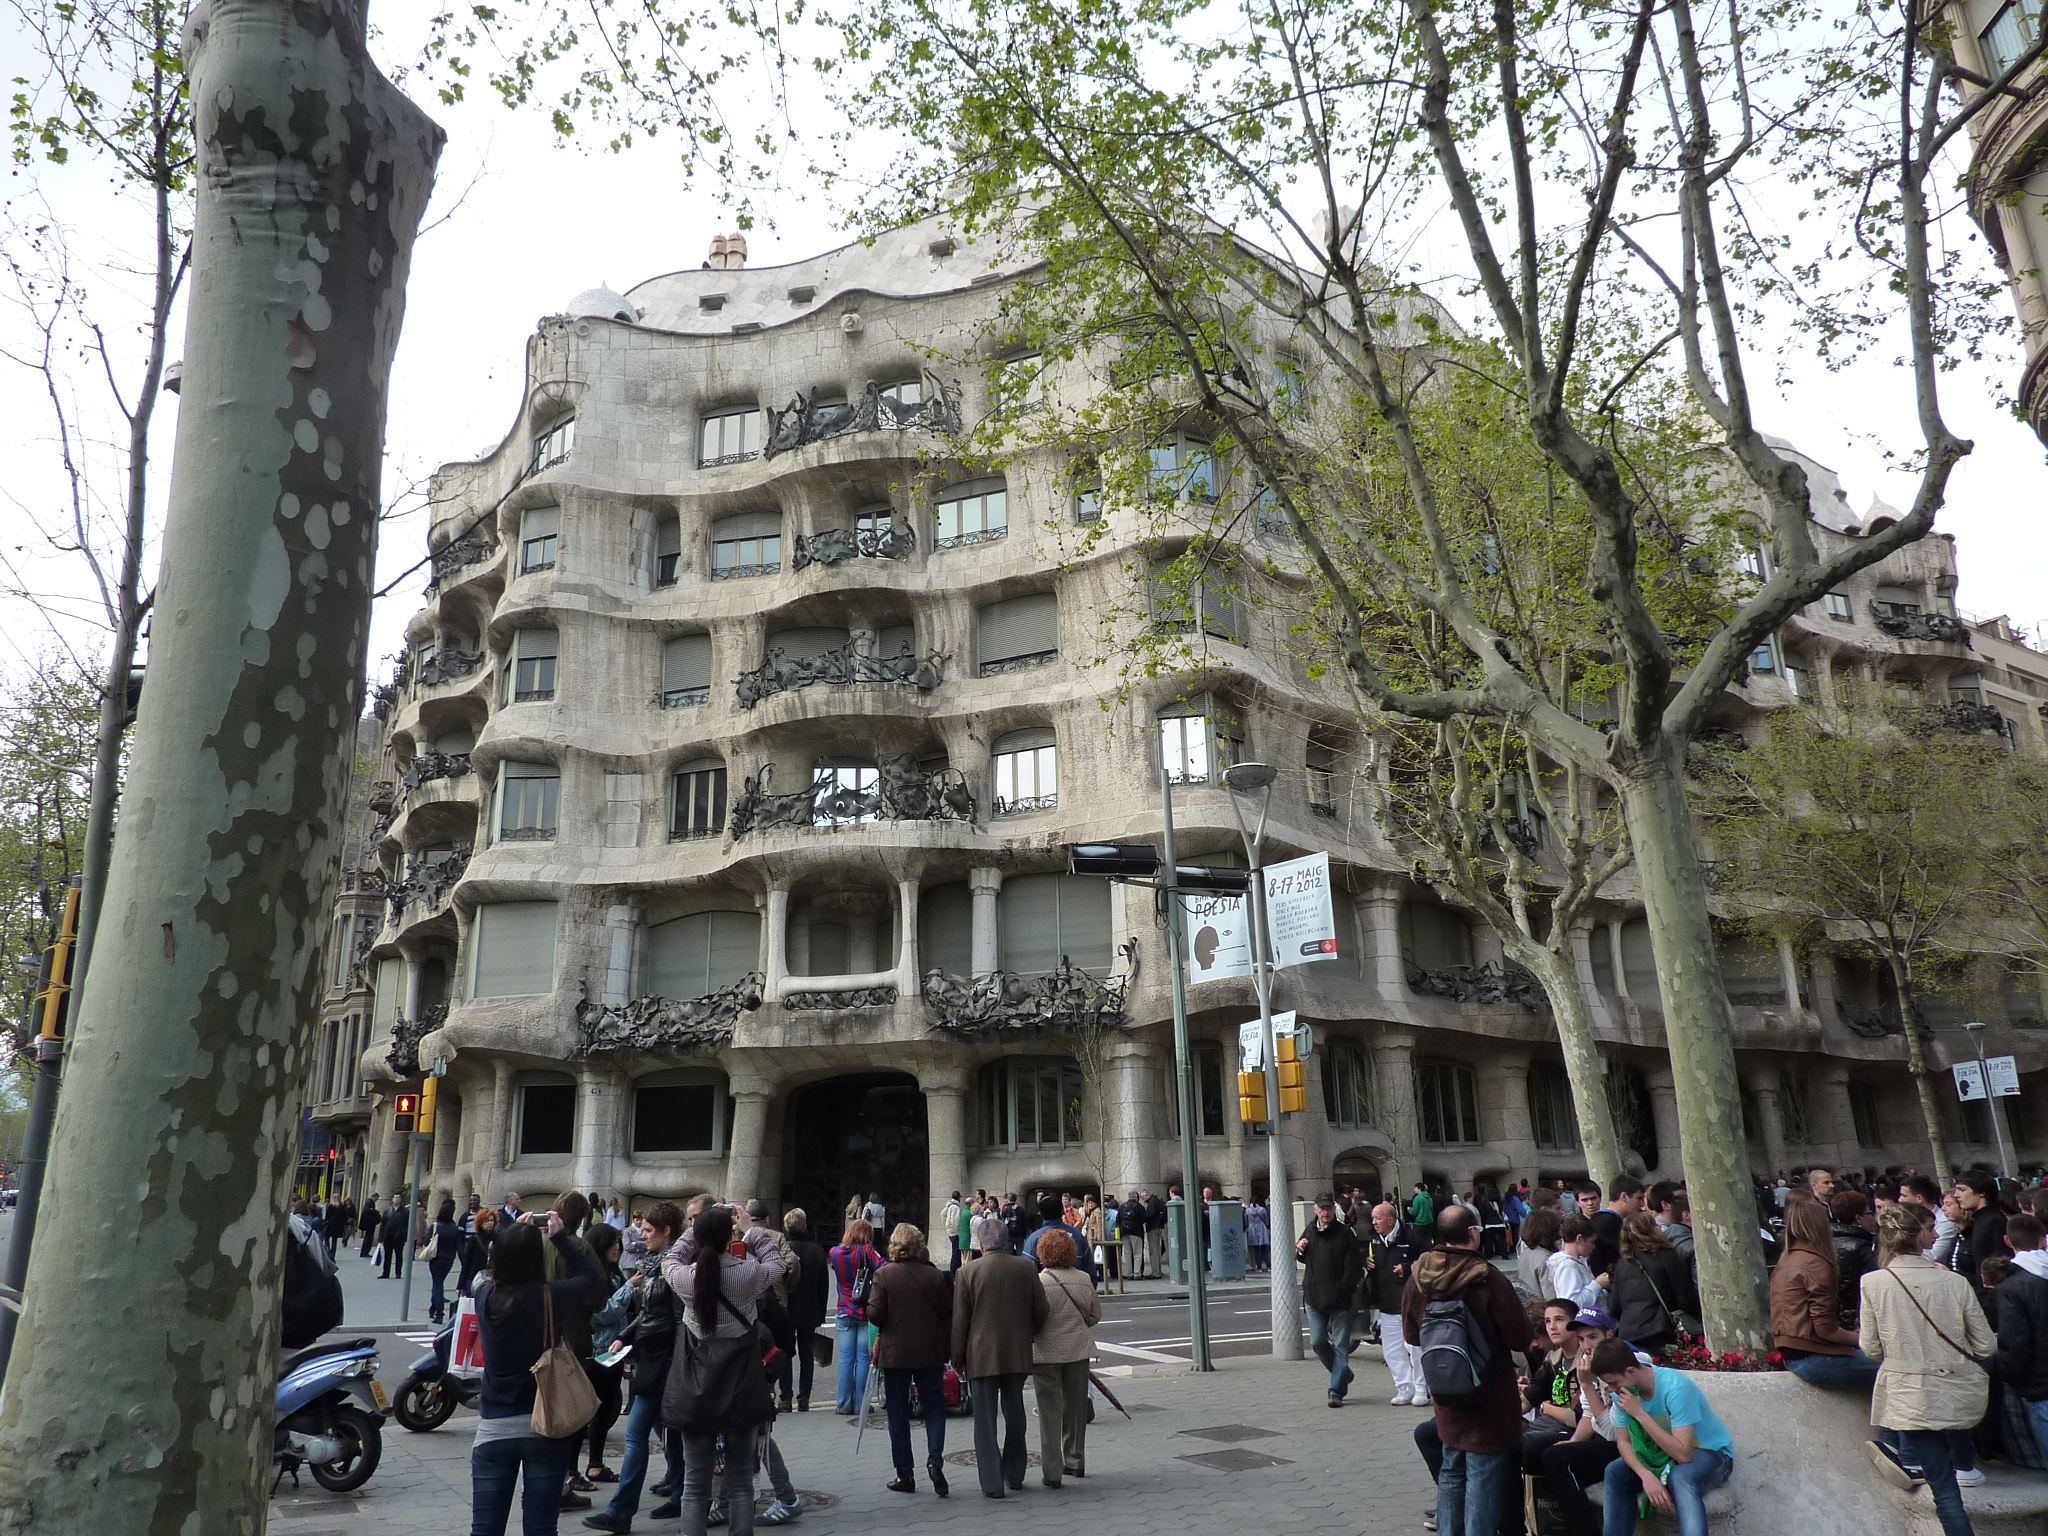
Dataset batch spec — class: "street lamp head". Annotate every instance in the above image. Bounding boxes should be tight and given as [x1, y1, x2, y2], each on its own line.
[1222, 762, 1278, 793]
[1964, 1019, 1987, 1034]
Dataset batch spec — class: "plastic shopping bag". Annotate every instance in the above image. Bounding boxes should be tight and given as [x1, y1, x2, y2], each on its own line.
[450, 1296, 485, 1379]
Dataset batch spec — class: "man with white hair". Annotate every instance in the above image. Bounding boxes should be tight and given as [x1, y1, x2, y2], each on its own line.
[1365, 1202, 1426, 1404]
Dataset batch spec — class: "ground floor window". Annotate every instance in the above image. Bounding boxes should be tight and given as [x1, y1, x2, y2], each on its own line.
[517, 1079, 575, 1157]
[977, 1057, 1083, 1150]
[632, 1074, 727, 1154]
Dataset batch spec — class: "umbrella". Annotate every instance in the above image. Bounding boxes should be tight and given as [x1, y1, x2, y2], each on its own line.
[1087, 1370, 1133, 1420]
[853, 1352, 885, 1452]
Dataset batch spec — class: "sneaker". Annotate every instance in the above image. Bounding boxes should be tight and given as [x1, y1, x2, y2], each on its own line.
[761, 1497, 803, 1524]
[1390, 1393, 1412, 1406]
[648, 1501, 681, 1520]
[1327, 1392, 1344, 1409]
[706, 1502, 728, 1527]
[1422, 1512, 1438, 1533]
[559, 1494, 593, 1512]
[1867, 1440, 1923, 1492]
[1955, 1467, 1986, 1488]
[1413, 1392, 1431, 1406]
[582, 1516, 633, 1534]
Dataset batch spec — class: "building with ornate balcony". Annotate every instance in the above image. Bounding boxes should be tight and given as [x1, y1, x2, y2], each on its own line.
[325, 224, 2047, 1236]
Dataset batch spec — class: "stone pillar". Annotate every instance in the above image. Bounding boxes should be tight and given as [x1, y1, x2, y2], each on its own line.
[895, 879, 921, 993]
[1809, 952, 1839, 1026]
[762, 886, 790, 992]
[572, 1062, 626, 1197]
[1777, 937, 1804, 1012]
[1362, 884, 1407, 996]
[969, 867, 1003, 975]
[1105, 1038, 1167, 1191]
[1744, 1064, 1788, 1179]
[429, 1090, 463, 1214]
[1607, 922, 1632, 1007]
[724, 1082, 775, 1207]
[1373, 1027, 1421, 1195]
[1570, 922, 1621, 1033]
[1814, 1063, 1857, 1172]
[1645, 1066, 1682, 1182]
[1485, 1051, 1533, 1185]
[481, 1059, 516, 1204]
[921, 1065, 972, 1240]
[602, 904, 640, 1005]
[373, 1097, 408, 1199]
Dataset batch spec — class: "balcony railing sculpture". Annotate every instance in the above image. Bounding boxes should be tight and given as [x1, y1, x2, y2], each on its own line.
[428, 534, 499, 588]
[785, 986, 900, 1011]
[402, 750, 472, 792]
[387, 846, 471, 915]
[730, 760, 974, 837]
[384, 1002, 448, 1077]
[762, 375, 962, 459]
[414, 648, 484, 687]
[735, 639, 944, 708]
[1837, 999, 1906, 1038]
[1404, 958, 1546, 1011]
[791, 521, 914, 570]
[573, 973, 765, 1056]
[1871, 605, 1973, 646]
[922, 958, 1131, 1036]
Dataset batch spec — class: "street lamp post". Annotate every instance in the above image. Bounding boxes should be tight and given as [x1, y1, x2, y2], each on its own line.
[1221, 762, 1303, 1362]
[1158, 763, 1215, 1371]
[1963, 1021, 2014, 1179]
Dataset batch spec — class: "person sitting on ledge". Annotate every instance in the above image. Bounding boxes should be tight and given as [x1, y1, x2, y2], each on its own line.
[1588, 1338, 1736, 1536]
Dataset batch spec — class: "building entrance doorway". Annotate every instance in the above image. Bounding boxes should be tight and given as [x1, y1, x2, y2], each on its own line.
[1332, 1152, 1383, 1206]
[785, 1073, 928, 1238]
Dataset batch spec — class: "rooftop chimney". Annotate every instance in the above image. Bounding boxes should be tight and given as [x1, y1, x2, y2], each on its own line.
[705, 233, 749, 271]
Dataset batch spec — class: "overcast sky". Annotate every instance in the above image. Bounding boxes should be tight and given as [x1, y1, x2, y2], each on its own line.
[2, 15, 2043, 686]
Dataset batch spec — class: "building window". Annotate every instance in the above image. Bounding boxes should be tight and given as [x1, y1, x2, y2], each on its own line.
[977, 592, 1059, 675]
[1735, 543, 1769, 581]
[1149, 559, 1241, 641]
[996, 872, 1113, 976]
[1148, 434, 1217, 502]
[671, 760, 727, 840]
[1416, 1060, 1481, 1146]
[519, 505, 559, 574]
[507, 627, 558, 703]
[1159, 696, 1241, 784]
[813, 758, 880, 826]
[698, 407, 763, 467]
[1196, 1042, 1227, 1137]
[1528, 1062, 1580, 1150]
[471, 901, 560, 999]
[877, 378, 925, 427]
[655, 516, 682, 587]
[992, 728, 1057, 815]
[710, 511, 781, 578]
[1075, 484, 1102, 524]
[632, 1077, 724, 1154]
[529, 418, 575, 475]
[935, 477, 1007, 549]
[1274, 357, 1308, 419]
[1307, 740, 1338, 816]
[993, 353, 1045, 414]
[517, 1079, 576, 1156]
[977, 1057, 1083, 1149]
[1824, 590, 1853, 622]
[1749, 636, 1779, 675]
[1253, 486, 1290, 536]
[331, 915, 354, 989]
[645, 910, 760, 1000]
[1981, 0, 2042, 73]
[1874, 584, 1921, 619]
[1401, 900, 1472, 973]
[1322, 1040, 1376, 1129]
[661, 633, 712, 707]
[497, 760, 559, 841]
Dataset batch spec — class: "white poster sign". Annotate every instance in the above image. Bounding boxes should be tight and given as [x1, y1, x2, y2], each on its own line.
[1238, 1011, 1302, 1073]
[1185, 891, 1253, 984]
[1266, 852, 1338, 969]
[1987, 1054, 2022, 1098]
[1953, 1061, 1987, 1102]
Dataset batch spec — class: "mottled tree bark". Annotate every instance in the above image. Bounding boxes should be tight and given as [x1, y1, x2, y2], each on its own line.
[0, 3, 440, 1529]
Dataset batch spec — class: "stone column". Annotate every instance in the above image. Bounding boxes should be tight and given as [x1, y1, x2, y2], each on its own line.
[1777, 937, 1804, 1011]
[1485, 1051, 1534, 1184]
[969, 867, 1003, 975]
[1362, 883, 1407, 996]
[1373, 1027, 1421, 1195]
[724, 1080, 776, 1207]
[895, 878, 921, 994]
[602, 904, 640, 1005]
[1570, 922, 1621, 1032]
[429, 1090, 463, 1214]
[572, 1063, 626, 1198]
[1645, 1066, 1682, 1182]
[1814, 1063, 1857, 1172]
[1105, 1038, 1168, 1191]
[1744, 1063, 1788, 1179]
[481, 1059, 516, 1204]
[761, 886, 790, 992]
[1606, 922, 1632, 1008]
[921, 1064, 972, 1239]
[1809, 952, 1839, 1027]
[373, 1096, 408, 1199]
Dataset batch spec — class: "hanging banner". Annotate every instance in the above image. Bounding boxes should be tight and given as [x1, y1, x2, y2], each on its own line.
[1185, 891, 1253, 984]
[1953, 1061, 1987, 1102]
[1266, 852, 1338, 969]
[1986, 1054, 2022, 1098]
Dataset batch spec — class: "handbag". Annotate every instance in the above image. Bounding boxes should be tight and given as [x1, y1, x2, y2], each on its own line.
[531, 1288, 601, 1438]
[417, 1228, 440, 1264]
[449, 1297, 485, 1380]
[848, 1249, 876, 1312]
[662, 1295, 776, 1433]
[1640, 1263, 1703, 1340]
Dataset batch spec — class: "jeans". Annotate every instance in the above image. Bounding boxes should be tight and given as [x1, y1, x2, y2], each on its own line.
[884, 1364, 948, 1475]
[680, 1424, 757, 1536]
[1784, 1348, 1880, 1390]
[470, 1433, 571, 1536]
[1305, 1305, 1356, 1397]
[1897, 1430, 1978, 1536]
[603, 1394, 675, 1520]
[1600, 1447, 1733, 1536]
[1438, 1447, 1516, 1536]
[968, 1372, 1028, 1494]
[2026, 1398, 2048, 1467]
[430, 1257, 456, 1321]
[835, 1316, 871, 1413]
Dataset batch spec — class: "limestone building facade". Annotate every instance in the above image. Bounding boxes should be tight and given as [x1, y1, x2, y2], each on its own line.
[308, 220, 2048, 1231]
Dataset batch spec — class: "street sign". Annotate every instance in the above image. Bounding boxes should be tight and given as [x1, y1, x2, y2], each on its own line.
[1239, 1011, 1304, 1071]
[1265, 853, 1338, 969]
[1186, 892, 1254, 984]
[1987, 1054, 2022, 1097]
[1953, 1061, 1987, 1101]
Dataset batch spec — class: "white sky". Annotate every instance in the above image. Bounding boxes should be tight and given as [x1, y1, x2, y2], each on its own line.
[2, 16, 2043, 685]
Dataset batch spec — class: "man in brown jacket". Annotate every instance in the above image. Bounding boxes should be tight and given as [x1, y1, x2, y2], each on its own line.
[1402, 1205, 1533, 1536]
[951, 1221, 1049, 1497]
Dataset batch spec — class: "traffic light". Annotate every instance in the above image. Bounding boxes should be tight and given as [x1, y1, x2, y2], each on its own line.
[1237, 1070, 1267, 1124]
[1277, 1033, 1307, 1115]
[394, 1092, 417, 1130]
[1066, 843, 1160, 879]
[417, 1076, 438, 1135]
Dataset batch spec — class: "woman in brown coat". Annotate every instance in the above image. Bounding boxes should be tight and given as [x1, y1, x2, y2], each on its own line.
[1031, 1228, 1101, 1487]
[1771, 1199, 1878, 1390]
[865, 1222, 954, 1497]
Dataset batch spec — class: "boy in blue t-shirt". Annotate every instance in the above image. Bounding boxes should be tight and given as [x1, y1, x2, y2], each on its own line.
[1589, 1338, 1735, 1536]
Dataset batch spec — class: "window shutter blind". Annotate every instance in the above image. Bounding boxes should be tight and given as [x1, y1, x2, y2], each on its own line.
[1402, 902, 1470, 971]
[1054, 875, 1112, 970]
[522, 505, 560, 541]
[978, 593, 1058, 665]
[1620, 918, 1662, 1004]
[766, 627, 849, 661]
[501, 759, 554, 781]
[645, 916, 701, 1000]
[1875, 584, 1916, 606]
[920, 882, 973, 976]
[516, 628, 559, 662]
[657, 519, 682, 558]
[1200, 575, 1240, 639]
[806, 922, 850, 977]
[878, 623, 914, 658]
[373, 957, 404, 1027]
[993, 726, 1056, 752]
[712, 510, 781, 541]
[472, 901, 559, 998]
[938, 476, 1006, 502]
[998, 874, 1062, 977]
[704, 911, 760, 990]
[662, 634, 712, 692]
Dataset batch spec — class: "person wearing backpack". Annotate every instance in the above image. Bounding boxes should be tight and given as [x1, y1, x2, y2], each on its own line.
[829, 1218, 887, 1414]
[1401, 1205, 1533, 1536]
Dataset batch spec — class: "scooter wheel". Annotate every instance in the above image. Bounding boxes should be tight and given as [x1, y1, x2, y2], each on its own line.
[394, 1372, 458, 1432]
[309, 1405, 383, 1492]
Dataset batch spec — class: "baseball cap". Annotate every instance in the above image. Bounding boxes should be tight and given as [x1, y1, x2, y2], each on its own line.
[1314, 1193, 1337, 1208]
[745, 1199, 769, 1219]
[1568, 1307, 1615, 1332]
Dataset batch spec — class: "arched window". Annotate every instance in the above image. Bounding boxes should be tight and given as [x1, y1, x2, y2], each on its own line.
[670, 759, 727, 840]
[496, 760, 559, 840]
[645, 911, 760, 1000]
[529, 418, 575, 475]
[977, 593, 1058, 674]
[992, 727, 1057, 815]
[1322, 1040, 1376, 1129]
[518, 505, 559, 574]
[661, 634, 712, 707]
[1159, 695, 1241, 784]
[506, 627, 558, 703]
[812, 757, 880, 826]
[710, 511, 781, 578]
[698, 406, 763, 467]
[654, 515, 682, 587]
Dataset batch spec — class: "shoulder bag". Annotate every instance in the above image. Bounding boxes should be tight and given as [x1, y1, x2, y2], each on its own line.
[662, 1294, 777, 1433]
[1639, 1261, 1703, 1341]
[531, 1288, 601, 1437]
[848, 1248, 877, 1312]
[1884, 1269, 1987, 1372]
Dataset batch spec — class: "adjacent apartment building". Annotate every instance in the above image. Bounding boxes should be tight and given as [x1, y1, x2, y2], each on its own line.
[298, 219, 2048, 1234]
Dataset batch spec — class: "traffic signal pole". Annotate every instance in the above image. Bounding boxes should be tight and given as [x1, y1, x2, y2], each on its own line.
[0, 882, 81, 1379]
[398, 1078, 436, 1324]
[1158, 765, 1214, 1371]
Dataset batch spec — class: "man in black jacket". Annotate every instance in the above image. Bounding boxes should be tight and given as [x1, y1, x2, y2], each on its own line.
[1295, 1193, 1365, 1407]
[377, 1197, 409, 1278]
[1996, 1212, 2048, 1460]
[1365, 1201, 1427, 1403]
[785, 1207, 830, 1412]
[1144, 1191, 1168, 1279]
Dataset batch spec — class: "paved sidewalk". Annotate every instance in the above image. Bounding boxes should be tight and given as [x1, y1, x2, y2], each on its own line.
[270, 1345, 1435, 1536]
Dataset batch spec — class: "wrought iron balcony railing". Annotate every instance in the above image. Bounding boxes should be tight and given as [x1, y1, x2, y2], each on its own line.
[729, 761, 974, 837]
[791, 521, 914, 570]
[977, 650, 1057, 678]
[574, 973, 765, 1056]
[922, 958, 1131, 1035]
[384, 1002, 447, 1077]
[734, 640, 944, 708]
[402, 750, 472, 791]
[1404, 958, 1546, 1011]
[1871, 605, 1973, 646]
[992, 793, 1058, 817]
[1838, 999, 1906, 1038]
[762, 375, 962, 459]
[414, 649, 484, 687]
[427, 535, 499, 589]
[386, 845, 471, 915]
[785, 986, 900, 1011]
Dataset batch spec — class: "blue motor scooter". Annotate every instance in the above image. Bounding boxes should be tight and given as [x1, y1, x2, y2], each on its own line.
[273, 1336, 388, 1492]
[393, 1316, 481, 1431]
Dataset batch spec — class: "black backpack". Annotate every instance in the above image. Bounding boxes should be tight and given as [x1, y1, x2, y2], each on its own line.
[1417, 1288, 1496, 1404]
[281, 1224, 344, 1348]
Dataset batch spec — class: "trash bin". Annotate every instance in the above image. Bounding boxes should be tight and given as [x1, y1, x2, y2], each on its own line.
[1208, 1198, 1246, 1281]
[1166, 1195, 1190, 1284]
